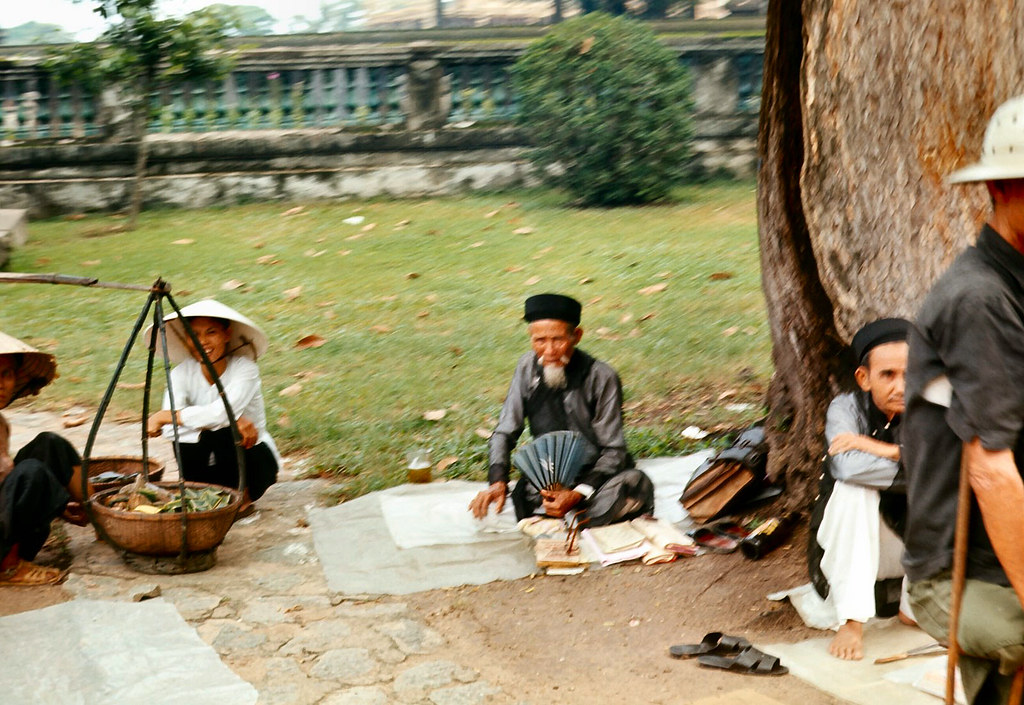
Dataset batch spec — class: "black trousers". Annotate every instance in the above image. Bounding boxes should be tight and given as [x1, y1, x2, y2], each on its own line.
[0, 432, 80, 561]
[510, 468, 655, 527]
[176, 427, 277, 501]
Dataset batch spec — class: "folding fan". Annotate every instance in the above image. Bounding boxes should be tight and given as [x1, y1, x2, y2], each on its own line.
[512, 430, 588, 492]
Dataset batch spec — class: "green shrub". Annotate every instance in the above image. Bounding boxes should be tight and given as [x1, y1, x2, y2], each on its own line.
[512, 13, 695, 206]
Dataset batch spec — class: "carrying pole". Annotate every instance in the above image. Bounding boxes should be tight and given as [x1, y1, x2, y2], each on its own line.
[947, 447, 971, 705]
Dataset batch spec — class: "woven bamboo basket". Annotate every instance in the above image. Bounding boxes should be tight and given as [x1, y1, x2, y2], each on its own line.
[90, 481, 241, 556]
[87, 456, 165, 493]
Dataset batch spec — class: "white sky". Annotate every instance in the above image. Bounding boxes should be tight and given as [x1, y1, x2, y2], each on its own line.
[3, 0, 336, 39]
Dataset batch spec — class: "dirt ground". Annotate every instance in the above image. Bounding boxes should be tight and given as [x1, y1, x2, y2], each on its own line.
[406, 525, 846, 705]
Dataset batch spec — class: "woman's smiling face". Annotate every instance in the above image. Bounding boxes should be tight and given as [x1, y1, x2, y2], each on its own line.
[185, 316, 231, 363]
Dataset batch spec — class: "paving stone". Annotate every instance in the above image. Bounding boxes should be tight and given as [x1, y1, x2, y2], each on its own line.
[428, 682, 501, 705]
[240, 595, 331, 625]
[211, 605, 237, 619]
[279, 618, 352, 656]
[394, 660, 477, 698]
[309, 648, 379, 684]
[375, 618, 445, 654]
[161, 586, 224, 621]
[62, 573, 124, 600]
[321, 686, 390, 705]
[212, 623, 268, 651]
[255, 540, 319, 566]
[332, 601, 409, 619]
[253, 571, 304, 592]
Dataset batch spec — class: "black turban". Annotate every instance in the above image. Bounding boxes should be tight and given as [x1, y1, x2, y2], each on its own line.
[523, 294, 582, 327]
[852, 318, 910, 364]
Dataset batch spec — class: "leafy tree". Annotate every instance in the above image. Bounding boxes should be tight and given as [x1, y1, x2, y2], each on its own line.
[2, 22, 75, 45]
[45, 0, 233, 230]
[290, 0, 364, 33]
[204, 4, 277, 36]
[513, 13, 694, 206]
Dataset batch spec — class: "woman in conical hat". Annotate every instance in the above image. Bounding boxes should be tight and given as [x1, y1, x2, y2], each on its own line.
[145, 300, 278, 516]
[0, 331, 88, 587]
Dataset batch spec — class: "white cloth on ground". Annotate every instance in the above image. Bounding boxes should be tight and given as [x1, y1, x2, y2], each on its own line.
[817, 480, 906, 624]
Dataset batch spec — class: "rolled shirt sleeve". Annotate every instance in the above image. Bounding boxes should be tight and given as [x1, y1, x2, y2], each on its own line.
[825, 393, 901, 490]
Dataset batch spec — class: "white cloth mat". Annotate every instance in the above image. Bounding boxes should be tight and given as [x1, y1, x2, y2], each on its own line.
[380, 487, 519, 549]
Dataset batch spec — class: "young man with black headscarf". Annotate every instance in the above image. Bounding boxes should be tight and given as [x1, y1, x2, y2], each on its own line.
[808, 318, 913, 660]
[468, 294, 653, 526]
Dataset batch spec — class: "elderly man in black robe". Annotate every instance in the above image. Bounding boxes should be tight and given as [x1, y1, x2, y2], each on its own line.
[469, 293, 653, 526]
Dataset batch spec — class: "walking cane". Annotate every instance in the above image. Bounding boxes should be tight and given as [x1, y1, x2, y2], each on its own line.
[947, 444, 1024, 705]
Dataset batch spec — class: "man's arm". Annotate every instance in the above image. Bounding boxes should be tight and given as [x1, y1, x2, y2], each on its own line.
[964, 438, 1024, 608]
[575, 365, 629, 489]
[825, 395, 901, 489]
[0, 412, 12, 483]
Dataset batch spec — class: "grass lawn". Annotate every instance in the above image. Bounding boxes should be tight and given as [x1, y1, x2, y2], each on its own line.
[2, 181, 769, 499]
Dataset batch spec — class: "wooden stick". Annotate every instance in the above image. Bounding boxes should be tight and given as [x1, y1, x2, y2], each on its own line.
[1010, 666, 1024, 705]
[0, 272, 167, 292]
[947, 446, 972, 705]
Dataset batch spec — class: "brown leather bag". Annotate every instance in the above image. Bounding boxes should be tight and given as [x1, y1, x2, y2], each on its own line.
[680, 426, 771, 524]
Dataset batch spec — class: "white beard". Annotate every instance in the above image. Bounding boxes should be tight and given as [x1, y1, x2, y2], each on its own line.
[542, 363, 567, 390]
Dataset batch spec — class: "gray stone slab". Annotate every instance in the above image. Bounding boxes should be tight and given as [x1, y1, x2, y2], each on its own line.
[322, 686, 389, 705]
[0, 598, 257, 705]
[309, 481, 536, 596]
[429, 682, 502, 705]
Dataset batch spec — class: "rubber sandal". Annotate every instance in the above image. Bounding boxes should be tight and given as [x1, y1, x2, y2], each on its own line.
[708, 521, 753, 542]
[697, 645, 789, 676]
[0, 560, 67, 587]
[687, 528, 738, 553]
[669, 632, 750, 659]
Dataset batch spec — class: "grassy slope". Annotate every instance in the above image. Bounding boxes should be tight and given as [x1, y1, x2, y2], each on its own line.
[3, 182, 768, 498]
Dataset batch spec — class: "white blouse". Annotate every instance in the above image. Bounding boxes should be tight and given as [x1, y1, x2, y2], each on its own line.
[160, 355, 280, 463]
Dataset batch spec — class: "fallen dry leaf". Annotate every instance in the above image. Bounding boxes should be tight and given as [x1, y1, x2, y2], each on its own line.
[718, 389, 738, 400]
[416, 310, 430, 318]
[323, 310, 337, 319]
[638, 283, 668, 295]
[524, 276, 541, 286]
[256, 254, 281, 265]
[619, 313, 633, 324]
[305, 249, 327, 258]
[450, 346, 464, 356]
[436, 456, 459, 472]
[657, 271, 672, 279]
[338, 249, 352, 256]
[316, 301, 336, 307]
[639, 313, 656, 322]
[361, 223, 377, 232]
[316, 237, 326, 243]
[81, 260, 101, 266]
[116, 382, 147, 390]
[484, 209, 501, 218]
[579, 277, 593, 285]
[171, 239, 194, 245]
[345, 233, 364, 241]
[221, 279, 245, 291]
[710, 271, 734, 281]
[252, 242, 265, 249]
[380, 295, 398, 302]
[405, 272, 420, 280]
[475, 428, 493, 439]
[743, 327, 758, 335]
[65, 214, 87, 221]
[628, 327, 642, 338]
[423, 409, 446, 421]
[580, 35, 595, 54]
[722, 326, 740, 337]
[394, 219, 411, 229]
[294, 334, 326, 350]
[469, 241, 484, 248]
[425, 293, 438, 303]
[282, 206, 304, 217]
[505, 265, 524, 273]
[283, 286, 303, 301]
[62, 415, 89, 429]
[588, 296, 604, 305]
[370, 325, 393, 334]
[513, 227, 534, 235]
[279, 383, 303, 397]
[276, 413, 292, 428]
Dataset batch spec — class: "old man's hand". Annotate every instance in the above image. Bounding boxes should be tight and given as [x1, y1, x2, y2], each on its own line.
[540, 487, 583, 518]
[469, 481, 507, 519]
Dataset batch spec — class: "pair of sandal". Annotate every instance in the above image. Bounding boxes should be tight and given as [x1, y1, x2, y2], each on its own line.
[669, 631, 788, 676]
[0, 559, 67, 587]
[687, 520, 758, 553]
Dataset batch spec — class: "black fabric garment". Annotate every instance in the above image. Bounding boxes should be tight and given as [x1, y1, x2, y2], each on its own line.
[0, 432, 80, 561]
[808, 390, 906, 616]
[904, 225, 1024, 586]
[509, 468, 654, 526]
[176, 427, 278, 501]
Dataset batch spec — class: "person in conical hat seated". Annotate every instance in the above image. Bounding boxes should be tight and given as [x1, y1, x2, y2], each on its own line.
[146, 300, 279, 517]
[469, 293, 654, 526]
[0, 331, 90, 586]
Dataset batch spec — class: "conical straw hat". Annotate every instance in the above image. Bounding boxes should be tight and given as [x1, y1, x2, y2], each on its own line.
[143, 299, 268, 364]
[0, 330, 57, 403]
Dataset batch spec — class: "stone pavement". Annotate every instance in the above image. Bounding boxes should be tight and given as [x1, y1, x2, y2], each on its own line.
[8, 407, 520, 705]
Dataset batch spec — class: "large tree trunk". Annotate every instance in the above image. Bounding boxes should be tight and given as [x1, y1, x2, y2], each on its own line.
[759, 0, 1024, 505]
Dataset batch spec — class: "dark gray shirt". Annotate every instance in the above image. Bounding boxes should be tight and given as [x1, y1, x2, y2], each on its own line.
[487, 349, 632, 489]
[903, 225, 1024, 585]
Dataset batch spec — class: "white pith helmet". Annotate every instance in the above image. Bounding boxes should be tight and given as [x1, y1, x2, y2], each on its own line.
[949, 95, 1024, 184]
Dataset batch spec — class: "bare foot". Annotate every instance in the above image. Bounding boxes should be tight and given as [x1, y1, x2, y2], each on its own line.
[898, 610, 918, 627]
[829, 621, 864, 660]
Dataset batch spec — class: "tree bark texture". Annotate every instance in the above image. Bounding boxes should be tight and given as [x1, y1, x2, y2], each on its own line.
[759, 0, 1024, 503]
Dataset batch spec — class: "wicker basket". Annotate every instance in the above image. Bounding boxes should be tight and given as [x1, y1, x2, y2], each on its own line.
[90, 482, 241, 556]
[87, 456, 165, 493]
